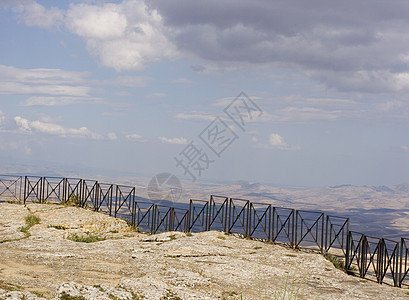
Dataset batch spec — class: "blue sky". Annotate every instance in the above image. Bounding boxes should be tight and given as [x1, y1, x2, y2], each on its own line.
[1, 0, 409, 188]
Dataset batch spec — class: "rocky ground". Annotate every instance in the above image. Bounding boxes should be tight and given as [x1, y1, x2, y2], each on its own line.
[0, 201, 408, 299]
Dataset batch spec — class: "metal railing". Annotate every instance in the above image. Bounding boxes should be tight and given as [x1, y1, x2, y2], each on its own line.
[1, 174, 409, 287]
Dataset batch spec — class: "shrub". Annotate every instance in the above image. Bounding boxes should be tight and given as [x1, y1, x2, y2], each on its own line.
[20, 214, 41, 237]
[65, 194, 83, 207]
[324, 253, 345, 271]
[67, 232, 106, 243]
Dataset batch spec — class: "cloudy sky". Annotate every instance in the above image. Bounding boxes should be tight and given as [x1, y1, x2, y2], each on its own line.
[1, 0, 409, 188]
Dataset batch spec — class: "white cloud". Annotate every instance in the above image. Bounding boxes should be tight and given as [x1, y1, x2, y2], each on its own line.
[125, 133, 146, 142]
[103, 76, 150, 88]
[402, 146, 409, 152]
[66, 3, 127, 40]
[174, 112, 215, 122]
[14, 116, 31, 132]
[16, 0, 64, 29]
[0, 110, 5, 129]
[253, 133, 299, 150]
[64, 0, 177, 71]
[0, 65, 92, 100]
[159, 136, 187, 145]
[24, 96, 101, 106]
[269, 133, 288, 148]
[107, 133, 118, 140]
[14, 116, 103, 139]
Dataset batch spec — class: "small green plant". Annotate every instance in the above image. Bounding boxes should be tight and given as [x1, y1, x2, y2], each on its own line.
[0, 279, 23, 291]
[31, 291, 47, 298]
[217, 235, 226, 240]
[169, 234, 177, 240]
[161, 289, 181, 300]
[25, 214, 41, 227]
[185, 232, 193, 237]
[59, 292, 86, 300]
[67, 232, 106, 243]
[273, 276, 300, 300]
[285, 253, 297, 258]
[65, 194, 83, 207]
[20, 214, 41, 237]
[49, 225, 67, 230]
[221, 290, 239, 299]
[324, 253, 344, 271]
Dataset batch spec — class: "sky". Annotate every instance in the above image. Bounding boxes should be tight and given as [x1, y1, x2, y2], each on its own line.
[1, 0, 409, 188]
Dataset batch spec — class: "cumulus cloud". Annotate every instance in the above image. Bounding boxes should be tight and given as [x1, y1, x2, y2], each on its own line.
[158, 136, 187, 144]
[107, 133, 118, 140]
[0, 110, 5, 129]
[125, 133, 146, 142]
[253, 133, 299, 150]
[15, 0, 64, 29]
[14, 116, 103, 139]
[14, 116, 31, 132]
[269, 134, 289, 148]
[64, 0, 176, 71]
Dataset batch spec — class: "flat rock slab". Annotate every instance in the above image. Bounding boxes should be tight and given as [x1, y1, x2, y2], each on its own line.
[0, 202, 408, 299]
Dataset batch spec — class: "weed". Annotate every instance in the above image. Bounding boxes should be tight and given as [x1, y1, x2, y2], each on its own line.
[254, 246, 262, 250]
[285, 253, 297, 258]
[93, 284, 104, 292]
[185, 232, 193, 237]
[0, 279, 23, 291]
[25, 214, 40, 227]
[221, 291, 239, 299]
[31, 291, 47, 298]
[169, 234, 177, 240]
[273, 276, 300, 300]
[20, 213, 41, 238]
[59, 292, 86, 300]
[130, 291, 146, 299]
[217, 235, 226, 240]
[65, 194, 84, 207]
[324, 253, 345, 271]
[67, 232, 106, 243]
[49, 225, 67, 230]
[160, 289, 181, 300]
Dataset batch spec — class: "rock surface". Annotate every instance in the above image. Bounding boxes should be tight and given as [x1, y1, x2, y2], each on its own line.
[0, 202, 408, 299]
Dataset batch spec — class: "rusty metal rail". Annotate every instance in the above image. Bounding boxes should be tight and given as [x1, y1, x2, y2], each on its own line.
[1, 174, 409, 287]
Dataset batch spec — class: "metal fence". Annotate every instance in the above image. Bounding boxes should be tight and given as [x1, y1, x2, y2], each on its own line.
[1, 174, 408, 288]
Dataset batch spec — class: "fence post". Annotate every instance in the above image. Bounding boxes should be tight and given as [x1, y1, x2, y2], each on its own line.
[377, 239, 384, 284]
[399, 238, 403, 287]
[320, 213, 324, 253]
[345, 221, 350, 273]
[394, 241, 400, 287]
[360, 234, 367, 278]
[23, 176, 28, 204]
[291, 209, 295, 248]
[268, 205, 272, 241]
[246, 201, 250, 238]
